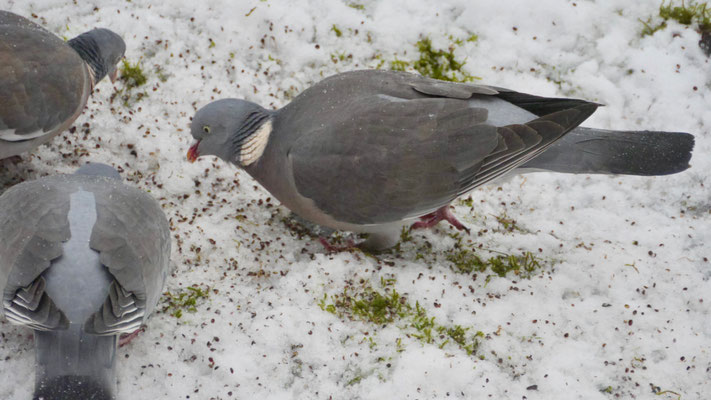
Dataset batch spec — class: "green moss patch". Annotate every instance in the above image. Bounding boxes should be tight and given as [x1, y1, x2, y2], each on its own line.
[162, 286, 209, 318]
[114, 59, 148, 107]
[641, 1, 711, 36]
[447, 248, 542, 280]
[319, 278, 483, 355]
[388, 36, 480, 82]
[660, 0, 710, 25]
[119, 59, 147, 89]
[331, 24, 343, 37]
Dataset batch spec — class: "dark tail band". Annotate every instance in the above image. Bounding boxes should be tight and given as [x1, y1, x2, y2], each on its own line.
[521, 127, 695, 176]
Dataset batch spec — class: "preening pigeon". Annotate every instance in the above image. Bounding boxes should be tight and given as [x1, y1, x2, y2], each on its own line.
[0, 11, 125, 160]
[187, 70, 695, 250]
[0, 163, 171, 399]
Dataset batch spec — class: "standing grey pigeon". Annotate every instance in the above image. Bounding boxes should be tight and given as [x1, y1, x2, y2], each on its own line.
[0, 11, 125, 160]
[187, 70, 694, 250]
[0, 163, 171, 399]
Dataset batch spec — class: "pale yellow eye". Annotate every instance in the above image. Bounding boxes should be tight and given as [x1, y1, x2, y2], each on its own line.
[203, 126, 211, 134]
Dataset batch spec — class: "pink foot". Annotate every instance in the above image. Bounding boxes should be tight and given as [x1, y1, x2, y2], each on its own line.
[318, 237, 357, 253]
[1, 155, 23, 165]
[411, 205, 470, 234]
[118, 326, 145, 347]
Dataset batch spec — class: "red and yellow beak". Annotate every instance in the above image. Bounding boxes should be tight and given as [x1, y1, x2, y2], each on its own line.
[187, 140, 200, 163]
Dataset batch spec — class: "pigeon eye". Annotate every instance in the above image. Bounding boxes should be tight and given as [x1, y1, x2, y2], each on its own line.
[203, 126, 211, 134]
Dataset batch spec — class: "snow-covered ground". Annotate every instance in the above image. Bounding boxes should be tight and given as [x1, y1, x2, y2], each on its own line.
[1, 0, 709, 399]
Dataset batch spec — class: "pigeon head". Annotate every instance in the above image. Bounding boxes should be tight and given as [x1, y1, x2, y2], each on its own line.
[188, 99, 273, 167]
[68, 28, 126, 85]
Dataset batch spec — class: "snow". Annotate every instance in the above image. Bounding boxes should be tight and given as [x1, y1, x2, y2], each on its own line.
[1, 0, 709, 399]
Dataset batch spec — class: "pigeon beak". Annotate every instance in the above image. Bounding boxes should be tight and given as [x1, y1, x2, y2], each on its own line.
[109, 67, 119, 84]
[187, 141, 201, 163]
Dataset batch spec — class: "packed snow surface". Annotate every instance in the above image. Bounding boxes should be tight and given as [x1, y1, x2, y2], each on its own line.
[0, 0, 709, 399]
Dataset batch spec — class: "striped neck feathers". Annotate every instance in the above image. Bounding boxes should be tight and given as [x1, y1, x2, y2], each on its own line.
[68, 34, 108, 87]
[233, 111, 273, 167]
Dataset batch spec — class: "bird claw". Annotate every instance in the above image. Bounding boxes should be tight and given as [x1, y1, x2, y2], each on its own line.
[118, 326, 145, 347]
[318, 237, 357, 253]
[1, 155, 23, 166]
[411, 205, 470, 234]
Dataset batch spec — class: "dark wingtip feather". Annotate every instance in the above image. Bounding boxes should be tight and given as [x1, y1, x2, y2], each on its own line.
[494, 90, 601, 118]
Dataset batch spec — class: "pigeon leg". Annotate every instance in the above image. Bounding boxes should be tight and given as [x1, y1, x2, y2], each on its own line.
[361, 231, 401, 252]
[118, 326, 145, 347]
[411, 205, 470, 234]
[318, 237, 357, 253]
[1, 155, 23, 166]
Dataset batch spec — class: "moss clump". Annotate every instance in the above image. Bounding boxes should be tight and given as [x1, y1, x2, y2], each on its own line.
[162, 286, 209, 318]
[331, 24, 343, 37]
[347, 287, 403, 324]
[447, 248, 542, 279]
[115, 59, 148, 107]
[319, 278, 483, 355]
[119, 59, 147, 89]
[641, 1, 711, 36]
[660, 0, 710, 25]
[640, 18, 668, 36]
[346, 376, 363, 386]
[330, 52, 351, 64]
[399, 226, 413, 243]
[389, 37, 479, 82]
[494, 212, 522, 233]
[389, 58, 410, 72]
[450, 33, 479, 46]
[600, 386, 613, 394]
[459, 196, 474, 208]
[348, 3, 365, 10]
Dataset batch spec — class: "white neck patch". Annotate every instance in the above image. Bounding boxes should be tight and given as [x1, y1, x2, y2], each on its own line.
[86, 62, 97, 89]
[240, 119, 272, 166]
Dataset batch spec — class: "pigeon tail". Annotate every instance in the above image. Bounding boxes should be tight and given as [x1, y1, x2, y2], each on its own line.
[33, 327, 118, 400]
[520, 127, 695, 176]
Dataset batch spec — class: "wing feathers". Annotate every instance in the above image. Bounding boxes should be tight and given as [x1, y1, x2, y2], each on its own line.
[459, 103, 599, 193]
[411, 79, 499, 98]
[290, 95, 496, 224]
[84, 280, 144, 335]
[4, 276, 69, 331]
[286, 71, 599, 225]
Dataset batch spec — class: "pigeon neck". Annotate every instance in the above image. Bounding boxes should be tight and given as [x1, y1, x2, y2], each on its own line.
[233, 110, 273, 167]
[68, 34, 107, 87]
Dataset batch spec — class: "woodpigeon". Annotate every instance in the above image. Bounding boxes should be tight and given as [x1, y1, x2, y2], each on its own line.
[0, 11, 125, 160]
[187, 70, 694, 250]
[0, 163, 171, 399]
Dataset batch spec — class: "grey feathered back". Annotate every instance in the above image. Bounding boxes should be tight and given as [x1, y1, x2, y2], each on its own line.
[0, 173, 170, 330]
[0, 10, 48, 31]
[264, 70, 596, 225]
[0, 11, 90, 159]
[90, 178, 171, 320]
